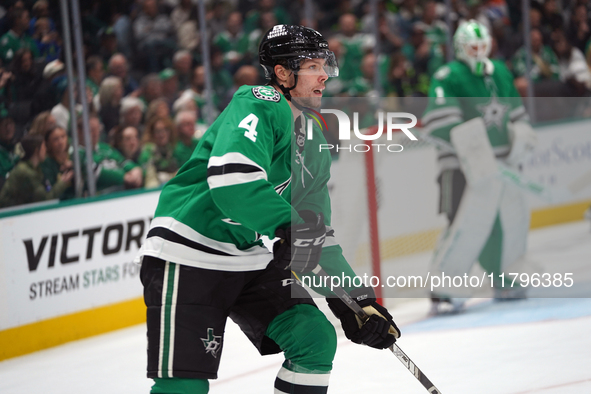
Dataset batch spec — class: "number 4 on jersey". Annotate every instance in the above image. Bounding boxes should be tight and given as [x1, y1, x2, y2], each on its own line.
[240, 113, 259, 142]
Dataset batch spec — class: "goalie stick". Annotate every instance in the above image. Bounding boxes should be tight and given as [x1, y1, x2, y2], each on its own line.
[311, 266, 443, 394]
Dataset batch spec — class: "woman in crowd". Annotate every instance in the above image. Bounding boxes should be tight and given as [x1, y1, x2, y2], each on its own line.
[40, 125, 76, 199]
[138, 116, 179, 188]
[118, 96, 145, 138]
[28, 110, 57, 136]
[0, 133, 72, 208]
[111, 124, 142, 165]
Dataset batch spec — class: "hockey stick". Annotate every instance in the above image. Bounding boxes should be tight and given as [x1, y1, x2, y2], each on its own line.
[311, 266, 443, 394]
[420, 132, 571, 204]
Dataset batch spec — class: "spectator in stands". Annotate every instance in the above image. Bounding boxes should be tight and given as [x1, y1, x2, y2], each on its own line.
[402, 23, 445, 83]
[210, 47, 234, 106]
[32, 17, 60, 62]
[107, 53, 138, 96]
[170, 0, 197, 34]
[178, 65, 219, 116]
[145, 98, 170, 125]
[139, 116, 179, 188]
[133, 0, 176, 72]
[246, 11, 277, 63]
[28, 0, 55, 36]
[0, 133, 72, 208]
[567, 4, 590, 53]
[172, 50, 193, 91]
[396, 0, 423, 40]
[86, 55, 105, 97]
[0, 1, 25, 38]
[0, 7, 39, 65]
[138, 73, 163, 107]
[512, 28, 560, 83]
[159, 68, 180, 109]
[40, 126, 76, 200]
[0, 115, 19, 189]
[28, 110, 57, 136]
[77, 115, 143, 193]
[171, 94, 207, 136]
[9, 48, 43, 115]
[97, 27, 119, 65]
[31, 59, 64, 115]
[334, 13, 372, 84]
[97, 76, 124, 135]
[119, 96, 145, 137]
[213, 11, 249, 73]
[111, 125, 141, 165]
[540, 0, 564, 33]
[243, 0, 290, 34]
[51, 78, 76, 131]
[387, 51, 429, 98]
[207, 1, 228, 41]
[173, 110, 198, 167]
[222, 64, 260, 108]
[552, 30, 591, 95]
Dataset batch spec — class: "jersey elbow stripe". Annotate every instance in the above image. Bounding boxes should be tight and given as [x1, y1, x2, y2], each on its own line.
[207, 152, 268, 188]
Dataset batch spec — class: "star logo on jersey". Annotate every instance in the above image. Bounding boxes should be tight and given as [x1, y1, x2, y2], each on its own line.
[252, 86, 280, 102]
[201, 328, 222, 358]
[476, 94, 510, 129]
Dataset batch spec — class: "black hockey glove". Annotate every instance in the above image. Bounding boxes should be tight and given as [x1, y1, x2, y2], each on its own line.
[273, 211, 326, 274]
[327, 286, 401, 349]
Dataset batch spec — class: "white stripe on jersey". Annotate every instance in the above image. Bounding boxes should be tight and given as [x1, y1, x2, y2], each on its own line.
[208, 171, 268, 189]
[421, 107, 462, 125]
[208, 152, 267, 176]
[150, 216, 267, 257]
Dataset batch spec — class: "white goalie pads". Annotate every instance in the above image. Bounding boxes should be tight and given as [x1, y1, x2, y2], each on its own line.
[450, 117, 498, 186]
[505, 121, 537, 167]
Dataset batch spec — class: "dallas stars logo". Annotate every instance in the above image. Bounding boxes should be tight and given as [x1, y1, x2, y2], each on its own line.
[201, 328, 222, 358]
[476, 94, 510, 129]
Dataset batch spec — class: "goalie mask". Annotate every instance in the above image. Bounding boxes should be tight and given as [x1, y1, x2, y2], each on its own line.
[454, 20, 492, 76]
[259, 25, 339, 100]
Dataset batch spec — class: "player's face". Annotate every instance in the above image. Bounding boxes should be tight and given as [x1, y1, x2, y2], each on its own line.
[291, 58, 328, 109]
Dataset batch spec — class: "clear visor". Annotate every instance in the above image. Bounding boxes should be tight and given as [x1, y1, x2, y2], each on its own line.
[277, 50, 339, 77]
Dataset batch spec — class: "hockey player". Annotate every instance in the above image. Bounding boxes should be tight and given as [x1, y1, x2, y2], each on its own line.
[421, 20, 537, 314]
[136, 25, 400, 394]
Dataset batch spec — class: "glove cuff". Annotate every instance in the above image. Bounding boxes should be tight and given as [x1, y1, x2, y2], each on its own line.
[326, 286, 376, 318]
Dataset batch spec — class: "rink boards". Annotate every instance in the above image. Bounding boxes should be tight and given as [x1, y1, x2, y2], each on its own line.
[0, 118, 590, 360]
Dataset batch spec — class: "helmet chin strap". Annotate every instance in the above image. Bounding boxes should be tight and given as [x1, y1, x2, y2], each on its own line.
[273, 73, 306, 110]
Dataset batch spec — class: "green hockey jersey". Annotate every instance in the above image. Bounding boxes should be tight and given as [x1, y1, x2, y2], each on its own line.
[422, 60, 529, 171]
[138, 85, 298, 271]
[138, 85, 358, 286]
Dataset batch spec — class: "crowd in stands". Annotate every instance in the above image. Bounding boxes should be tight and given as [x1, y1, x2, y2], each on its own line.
[0, 0, 590, 209]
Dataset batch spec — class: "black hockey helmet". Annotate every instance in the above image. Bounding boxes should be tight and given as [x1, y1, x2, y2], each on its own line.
[259, 25, 338, 99]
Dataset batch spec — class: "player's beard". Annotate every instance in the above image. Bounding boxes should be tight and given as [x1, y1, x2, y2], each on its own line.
[292, 95, 322, 109]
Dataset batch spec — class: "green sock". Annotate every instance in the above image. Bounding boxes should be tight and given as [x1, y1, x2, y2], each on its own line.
[151, 377, 209, 394]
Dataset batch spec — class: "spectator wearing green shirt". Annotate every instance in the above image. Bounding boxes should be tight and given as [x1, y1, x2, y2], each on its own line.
[173, 110, 198, 167]
[0, 8, 40, 65]
[86, 55, 104, 98]
[512, 28, 560, 82]
[77, 115, 143, 194]
[212, 12, 250, 73]
[0, 133, 72, 208]
[0, 115, 19, 189]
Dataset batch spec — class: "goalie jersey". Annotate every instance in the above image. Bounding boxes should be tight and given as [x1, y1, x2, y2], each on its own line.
[422, 60, 529, 171]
